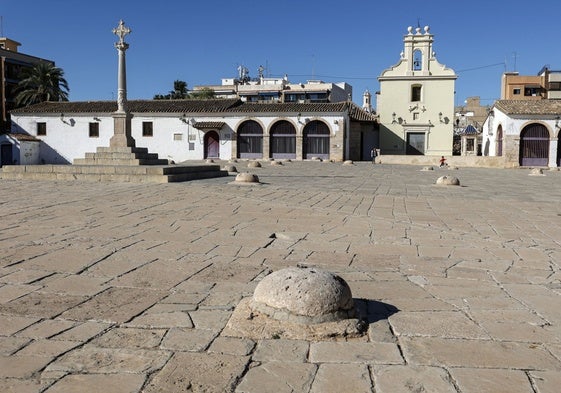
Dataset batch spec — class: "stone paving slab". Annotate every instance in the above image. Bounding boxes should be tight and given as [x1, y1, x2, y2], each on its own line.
[1, 162, 561, 391]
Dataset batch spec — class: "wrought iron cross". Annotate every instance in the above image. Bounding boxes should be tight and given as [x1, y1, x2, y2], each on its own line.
[113, 20, 131, 44]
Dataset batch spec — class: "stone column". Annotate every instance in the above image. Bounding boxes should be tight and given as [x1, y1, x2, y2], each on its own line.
[548, 138, 558, 168]
[296, 134, 303, 160]
[110, 20, 135, 148]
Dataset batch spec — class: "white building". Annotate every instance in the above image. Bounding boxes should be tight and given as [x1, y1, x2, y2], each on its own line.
[0, 133, 40, 166]
[194, 68, 352, 104]
[376, 26, 456, 156]
[7, 99, 378, 164]
[481, 99, 561, 167]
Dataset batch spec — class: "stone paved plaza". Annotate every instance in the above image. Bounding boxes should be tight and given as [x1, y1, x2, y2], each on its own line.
[1, 161, 561, 392]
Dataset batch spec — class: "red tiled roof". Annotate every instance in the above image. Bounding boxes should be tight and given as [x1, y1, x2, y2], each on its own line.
[230, 102, 378, 122]
[494, 99, 561, 115]
[10, 99, 242, 114]
[193, 121, 226, 129]
[10, 99, 378, 123]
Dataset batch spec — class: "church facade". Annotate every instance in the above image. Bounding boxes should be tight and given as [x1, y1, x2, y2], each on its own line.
[376, 26, 456, 156]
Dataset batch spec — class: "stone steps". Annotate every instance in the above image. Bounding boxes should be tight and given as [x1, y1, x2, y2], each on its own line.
[0, 164, 229, 183]
[74, 158, 169, 166]
[84, 152, 161, 160]
[75, 146, 167, 165]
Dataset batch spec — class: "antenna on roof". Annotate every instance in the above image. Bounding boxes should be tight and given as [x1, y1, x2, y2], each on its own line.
[312, 54, 315, 80]
[1, 16, 4, 37]
[416, 17, 421, 28]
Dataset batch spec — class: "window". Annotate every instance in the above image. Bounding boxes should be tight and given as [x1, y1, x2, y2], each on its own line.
[173, 133, 182, 141]
[411, 85, 422, 102]
[308, 92, 328, 102]
[524, 87, 540, 97]
[284, 93, 305, 103]
[37, 122, 46, 136]
[413, 112, 419, 120]
[89, 122, 99, 138]
[513, 88, 521, 95]
[142, 122, 153, 137]
[466, 138, 475, 151]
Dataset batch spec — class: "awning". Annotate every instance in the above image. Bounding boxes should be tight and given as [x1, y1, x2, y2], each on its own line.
[462, 124, 478, 135]
[192, 121, 225, 130]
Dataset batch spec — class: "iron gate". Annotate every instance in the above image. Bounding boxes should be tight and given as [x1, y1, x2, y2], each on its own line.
[269, 121, 296, 159]
[237, 120, 263, 159]
[303, 121, 330, 160]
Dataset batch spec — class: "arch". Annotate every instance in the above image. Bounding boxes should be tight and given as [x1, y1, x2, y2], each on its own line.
[496, 125, 503, 156]
[519, 123, 549, 166]
[303, 120, 330, 160]
[237, 120, 263, 159]
[413, 49, 422, 71]
[269, 120, 296, 159]
[204, 131, 219, 159]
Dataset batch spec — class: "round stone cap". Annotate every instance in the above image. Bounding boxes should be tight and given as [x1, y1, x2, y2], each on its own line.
[436, 175, 460, 186]
[248, 161, 262, 168]
[252, 266, 355, 324]
[529, 168, 545, 176]
[235, 172, 259, 183]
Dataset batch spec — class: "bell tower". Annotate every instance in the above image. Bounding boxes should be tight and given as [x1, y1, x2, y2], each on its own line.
[362, 89, 372, 113]
[402, 26, 434, 76]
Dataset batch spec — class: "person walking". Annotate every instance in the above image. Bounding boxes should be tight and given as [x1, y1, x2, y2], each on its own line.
[371, 148, 377, 164]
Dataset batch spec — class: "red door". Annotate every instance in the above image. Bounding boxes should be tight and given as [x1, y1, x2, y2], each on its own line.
[204, 131, 219, 159]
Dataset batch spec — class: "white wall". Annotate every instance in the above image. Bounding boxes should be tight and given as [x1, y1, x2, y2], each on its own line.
[11, 114, 113, 164]
[482, 107, 559, 167]
[12, 113, 345, 163]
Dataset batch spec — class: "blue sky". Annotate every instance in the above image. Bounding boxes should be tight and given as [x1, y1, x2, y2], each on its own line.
[3, 0, 561, 108]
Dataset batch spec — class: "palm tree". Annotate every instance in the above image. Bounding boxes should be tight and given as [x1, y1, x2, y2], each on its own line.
[170, 80, 188, 99]
[15, 62, 70, 107]
[154, 80, 188, 100]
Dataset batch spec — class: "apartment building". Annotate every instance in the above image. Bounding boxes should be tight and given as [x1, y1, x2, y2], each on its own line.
[0, 37, 56, 133]
[193, 66, 352, 104]
[501, 66, 561, 100]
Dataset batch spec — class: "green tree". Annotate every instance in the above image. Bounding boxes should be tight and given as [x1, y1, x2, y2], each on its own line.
[154, 80, 188, 100]
[189, 87, 215, 99]
[15, 62, 69, 106]
[170, 80, 188, 99]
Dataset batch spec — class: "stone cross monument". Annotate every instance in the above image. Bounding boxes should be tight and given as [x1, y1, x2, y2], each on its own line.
[110, 20, 135, 148]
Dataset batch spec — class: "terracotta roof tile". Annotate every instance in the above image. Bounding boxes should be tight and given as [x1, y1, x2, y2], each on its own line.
[494, 99, 561, 115]
[10, 99, 377, 123]
[193, 121, 226, 129]
[229, 102, 378, 122]
[10, 99, 242, 114]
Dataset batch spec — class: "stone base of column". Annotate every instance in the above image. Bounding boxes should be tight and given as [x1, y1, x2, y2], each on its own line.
[110, 111, 135, 148]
